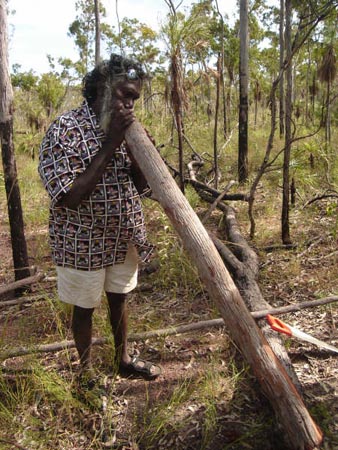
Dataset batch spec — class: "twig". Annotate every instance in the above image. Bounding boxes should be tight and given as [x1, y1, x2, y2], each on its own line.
[309, 250, 338, 261]
[201, 180, 236, 224]
[1, 296, 337, 361]
[0, 438, 28, 450]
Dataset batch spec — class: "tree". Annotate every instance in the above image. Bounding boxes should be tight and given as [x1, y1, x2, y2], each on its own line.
[68, 0, 112, 77]
[238, 0, 249, 183]
[0, 0, 31, 284]
[281, 0, 292, 245]
[318, 43, 337, 143]
[279, 0, 285, 137]
[162, 1, 189, 193]
[37, 73, 67, 118]
[94, 0, 101, 65]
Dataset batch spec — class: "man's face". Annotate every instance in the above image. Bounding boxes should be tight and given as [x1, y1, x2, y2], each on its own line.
[97, 78, 142, 134]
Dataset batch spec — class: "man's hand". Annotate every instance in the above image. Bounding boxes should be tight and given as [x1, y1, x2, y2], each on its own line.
[104, 104, 136, 149]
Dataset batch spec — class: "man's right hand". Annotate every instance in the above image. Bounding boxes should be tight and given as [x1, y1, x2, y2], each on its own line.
[104, 103, 136, 150]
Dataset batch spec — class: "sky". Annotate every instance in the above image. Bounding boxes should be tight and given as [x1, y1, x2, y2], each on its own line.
[7, 0, 238, 75]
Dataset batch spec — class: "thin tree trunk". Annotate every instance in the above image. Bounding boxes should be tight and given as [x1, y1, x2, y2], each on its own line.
[171, 52, 185, 192]
[282, 0, 292, 245]
[125, 121, 322, 450]
[213, 54, 221, 189]
[279, 0, 285, 137]
[0, 0, 31, 284]
[94, 0, 101, 65]
[214, 0, 227, 139]
[238, 0, 249, 183]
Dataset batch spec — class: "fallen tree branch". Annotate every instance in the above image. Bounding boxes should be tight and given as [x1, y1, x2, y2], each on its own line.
[0, 272, 44, 298]
[0, 439, 28, 450]
[304, 191, 338, 207]
[188, 178, 248, 201]
[2, 296, 336, 360]
[0, 294, 49, 308]
[201, 180, 236, 224]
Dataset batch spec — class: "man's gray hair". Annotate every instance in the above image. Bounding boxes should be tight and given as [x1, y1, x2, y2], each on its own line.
[82, 54, 146, 105]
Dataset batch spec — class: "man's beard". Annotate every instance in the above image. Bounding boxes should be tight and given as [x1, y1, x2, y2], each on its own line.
[98, 83, 114, 135]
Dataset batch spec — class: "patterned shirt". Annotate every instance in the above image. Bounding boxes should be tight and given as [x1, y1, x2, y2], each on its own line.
[38, 101, 153, 270]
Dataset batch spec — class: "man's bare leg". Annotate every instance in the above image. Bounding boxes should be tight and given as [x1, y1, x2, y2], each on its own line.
[106, 292, 130, 367]
[106, 292, 161, 380]
[72, 305, 95, 372]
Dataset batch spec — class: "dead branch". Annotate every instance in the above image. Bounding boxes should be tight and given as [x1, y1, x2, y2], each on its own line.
[0, 294, 48, 308]
[0, 272, 44, 298]
[0, 439, 28, 450]
[1, 296, 337, 360]
[188, 178, 248, 201]
[202, 180, 236, 224]
[260, 243, 297, 252]
[303, 191, 338, 207]
[187, 158, 204, 181]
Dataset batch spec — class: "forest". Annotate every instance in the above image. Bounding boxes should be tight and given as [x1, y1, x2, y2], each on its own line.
[0, 0, 337, 449]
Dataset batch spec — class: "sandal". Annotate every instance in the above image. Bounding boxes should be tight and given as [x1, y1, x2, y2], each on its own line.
[119, 356, 162, 380]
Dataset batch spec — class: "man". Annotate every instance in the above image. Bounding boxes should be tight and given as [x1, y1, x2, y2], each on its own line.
[38, 54, 161, 386]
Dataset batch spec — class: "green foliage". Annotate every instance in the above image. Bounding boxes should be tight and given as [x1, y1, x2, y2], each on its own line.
[108, 17, 162, 72]
[11, 66, 38, 91]
[37, 73, 66, 117]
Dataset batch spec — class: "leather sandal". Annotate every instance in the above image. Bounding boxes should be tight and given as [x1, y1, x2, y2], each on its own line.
[119, 356, 162, 380]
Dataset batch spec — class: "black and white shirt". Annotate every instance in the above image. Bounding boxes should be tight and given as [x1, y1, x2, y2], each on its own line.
[38, 101, 153, 270]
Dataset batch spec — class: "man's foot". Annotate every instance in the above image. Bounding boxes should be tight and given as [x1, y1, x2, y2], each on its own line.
[78, 366, 98, 390]
[119, 356, 162, 380]
[76, 367, 107, 410]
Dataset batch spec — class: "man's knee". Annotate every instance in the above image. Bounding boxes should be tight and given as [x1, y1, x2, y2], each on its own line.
[106, 292, 127, 305]
[72, 305, 94, 326]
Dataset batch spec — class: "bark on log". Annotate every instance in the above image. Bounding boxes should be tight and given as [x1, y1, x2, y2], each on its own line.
[125, 120, 322, 450]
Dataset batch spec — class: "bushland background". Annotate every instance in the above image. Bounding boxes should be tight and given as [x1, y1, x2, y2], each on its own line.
[0, 1, 337, 449]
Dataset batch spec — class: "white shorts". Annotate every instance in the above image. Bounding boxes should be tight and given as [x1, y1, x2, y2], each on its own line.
[56, 245, 138, 309]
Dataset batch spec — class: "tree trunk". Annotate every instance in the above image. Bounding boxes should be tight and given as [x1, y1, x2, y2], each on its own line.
[279, 0, 285, 137]
[281, 0, 292, 245]
[94, 0, 101, 65]
[171, 52, 185, 193]
[125, 121, 322, 450]
[238, 0, 249, 183]
[0, 0, 31, 284]
[213, 54, 221, 189]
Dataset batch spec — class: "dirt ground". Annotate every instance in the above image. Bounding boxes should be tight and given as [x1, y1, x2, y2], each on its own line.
[0, 200, 337, 450]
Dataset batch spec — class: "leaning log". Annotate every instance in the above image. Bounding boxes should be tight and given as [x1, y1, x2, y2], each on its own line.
[125, 121, 322, 450]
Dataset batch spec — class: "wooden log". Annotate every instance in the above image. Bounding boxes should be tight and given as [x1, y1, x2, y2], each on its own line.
[0, 293, 48, 308]
[2, 296, 337, 359]
[0, 272, 44, 298]
[125, 121, 322, 450]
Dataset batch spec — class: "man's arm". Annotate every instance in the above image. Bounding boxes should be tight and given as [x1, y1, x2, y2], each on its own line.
[57, 106, 135, 210]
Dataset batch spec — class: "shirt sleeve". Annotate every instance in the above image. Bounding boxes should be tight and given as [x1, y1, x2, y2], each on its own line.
[38, 115, 87, 206]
